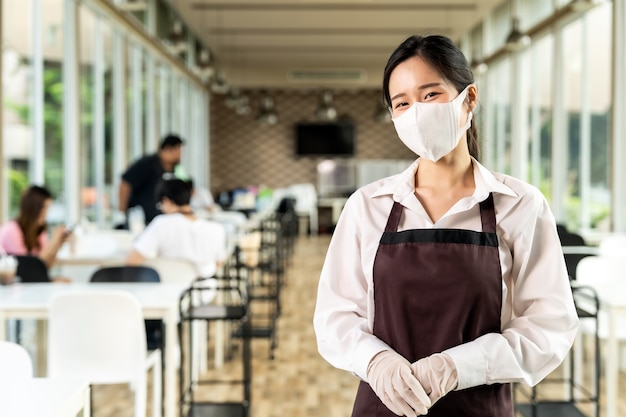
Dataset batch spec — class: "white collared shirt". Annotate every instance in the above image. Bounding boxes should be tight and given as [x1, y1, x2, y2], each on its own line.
[313, 158, 579, 390]
[133, 213, 227, 278]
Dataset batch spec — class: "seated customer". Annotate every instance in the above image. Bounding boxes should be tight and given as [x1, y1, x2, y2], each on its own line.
[0, 185, 72, 282]
[126, 178, 227, 278]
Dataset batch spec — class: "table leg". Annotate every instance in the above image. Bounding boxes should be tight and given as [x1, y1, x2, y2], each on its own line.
[35, 320, 47, 377]
[164, 311, 177, 417]
[606, 309, 617, 417]
[83, 385, 92, 417]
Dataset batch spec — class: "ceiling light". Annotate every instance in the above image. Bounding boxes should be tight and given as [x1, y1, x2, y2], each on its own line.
[195, 49, 214, 82]
[210, 72, 230, 95]
[257, 95, 279, 125]
[235, 96, 251, 116]
[224, 88, 242, 108]
[504, 17, 530, 51]
[166, 20, 187, 56]
[315, 90, 338, 122]
[470, 57, 488, 74]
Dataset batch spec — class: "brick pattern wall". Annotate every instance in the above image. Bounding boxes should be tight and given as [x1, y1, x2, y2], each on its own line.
[209, 89, 415, 194]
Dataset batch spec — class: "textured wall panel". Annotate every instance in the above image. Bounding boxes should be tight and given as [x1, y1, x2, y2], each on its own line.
[210, 89, 415, 195]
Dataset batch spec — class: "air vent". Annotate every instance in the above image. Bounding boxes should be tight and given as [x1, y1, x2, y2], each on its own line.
[288, 69, 366, 83]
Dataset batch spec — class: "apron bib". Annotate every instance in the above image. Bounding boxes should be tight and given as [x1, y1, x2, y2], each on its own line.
[352, 193, 513, 417]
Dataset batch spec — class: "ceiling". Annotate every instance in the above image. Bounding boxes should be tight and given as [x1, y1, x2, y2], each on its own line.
[169, 0, 504, 90]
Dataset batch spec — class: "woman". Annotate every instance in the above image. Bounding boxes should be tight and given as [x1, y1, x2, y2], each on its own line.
[0, 185, 71, 269]
[125, 178, 227, 278]
[313, 35, 578, 417]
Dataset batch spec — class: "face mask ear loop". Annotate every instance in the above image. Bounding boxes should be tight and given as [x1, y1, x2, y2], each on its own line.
[463, 111, 473, 130]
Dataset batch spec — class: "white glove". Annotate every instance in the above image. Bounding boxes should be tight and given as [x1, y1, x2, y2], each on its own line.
[366, 350, 431, 416]
[410, 353, 458, 406]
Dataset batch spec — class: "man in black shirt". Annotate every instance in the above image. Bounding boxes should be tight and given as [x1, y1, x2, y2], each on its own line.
[118, 134, 184, 225]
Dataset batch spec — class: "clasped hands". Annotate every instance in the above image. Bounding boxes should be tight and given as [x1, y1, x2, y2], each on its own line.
[366, 350, 458, 417]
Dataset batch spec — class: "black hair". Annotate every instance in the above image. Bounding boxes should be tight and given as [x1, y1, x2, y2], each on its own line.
[17, 185, 53, 252]
[160, 134, 184, 150]
[155, 178, 194, 206]
[382, 35, 479, 160]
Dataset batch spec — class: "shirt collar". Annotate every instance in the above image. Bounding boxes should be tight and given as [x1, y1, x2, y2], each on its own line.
[370, 157, 518, 202]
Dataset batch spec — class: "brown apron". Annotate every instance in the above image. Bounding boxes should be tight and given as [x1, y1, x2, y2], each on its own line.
[351, 193, 513, 417]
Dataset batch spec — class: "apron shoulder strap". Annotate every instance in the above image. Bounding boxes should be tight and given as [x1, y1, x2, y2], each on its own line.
[384, 202, 403, 232]
[479, 193, 497, 234]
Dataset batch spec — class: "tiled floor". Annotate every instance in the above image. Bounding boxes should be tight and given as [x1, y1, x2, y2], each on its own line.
[92, 235, 625, 417]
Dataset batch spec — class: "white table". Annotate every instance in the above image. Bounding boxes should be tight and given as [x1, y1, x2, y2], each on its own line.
[0, 378, 90, 417]
[0, 282, 187, 417]
[572, 279, 626, 417]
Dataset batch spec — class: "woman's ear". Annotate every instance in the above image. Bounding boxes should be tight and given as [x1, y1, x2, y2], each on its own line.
[466, 85, 478, 112]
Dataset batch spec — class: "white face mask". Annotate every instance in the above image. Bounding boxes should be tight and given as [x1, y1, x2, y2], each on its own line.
[392, 86, 473, 162]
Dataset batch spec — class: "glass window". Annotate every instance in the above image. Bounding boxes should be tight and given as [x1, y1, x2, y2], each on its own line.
[488, 58, 512, 174]
[562, 18, 583, 230]
[526, 35, 553, 201]
[42, 0, 65, 206]
[520, 0, 554, 29]
[583, 4, 611, 231]
[490, 2, 512, 53]
[560, 4, 611, 232]
[2, 0, 34, 218]
[78, 5, 114, 225]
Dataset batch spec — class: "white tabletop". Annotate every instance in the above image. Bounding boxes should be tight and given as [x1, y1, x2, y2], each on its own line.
[0, 378, 90, 417]
[0, 282, 186, 317]
[0, 282, 187, 417]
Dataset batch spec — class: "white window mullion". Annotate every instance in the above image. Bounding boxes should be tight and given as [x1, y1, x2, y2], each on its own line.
[612, 0, 626, 233]
[510, 50, 529, 181]
[63, 0, 80, 224]
[530, 45, 542, 188]
[131, 43, 143, 158]
[93, 17, 105, 227]
[159, 65, 169, 136]
[112, 30, 127, 212]
[31, 0, 45, 184]
[145, 54, 156, 150]
[551, 24, 567, 223]
[579, 15, 591, 232]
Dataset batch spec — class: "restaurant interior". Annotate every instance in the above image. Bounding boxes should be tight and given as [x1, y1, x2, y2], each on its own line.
[1, 0, 626, 417]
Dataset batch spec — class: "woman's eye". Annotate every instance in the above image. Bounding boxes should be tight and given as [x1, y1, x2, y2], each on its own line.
[424, 92, 439, 100]
[394, 102, 408, 109]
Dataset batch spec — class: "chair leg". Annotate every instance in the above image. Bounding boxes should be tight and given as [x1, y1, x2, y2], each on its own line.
[134, 377, 147, 417]
[153, 350, 163, 417]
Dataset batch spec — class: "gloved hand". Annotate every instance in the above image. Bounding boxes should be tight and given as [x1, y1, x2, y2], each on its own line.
[367, 350, 431, 416]
[410, 353, 458, 406]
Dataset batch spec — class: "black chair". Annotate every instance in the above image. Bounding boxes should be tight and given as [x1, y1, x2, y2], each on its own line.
[90, 265, 160, 283]
[12, 256, 51, 342]
[514, 284, 600, 417]
[556, 224, 596, 281]
[15, 255, 50, 282]
[178, 246, 252, 417]
[90, 265, 162, 350]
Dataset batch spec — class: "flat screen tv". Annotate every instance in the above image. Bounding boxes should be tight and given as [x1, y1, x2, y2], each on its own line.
[295, 122, 355, 156]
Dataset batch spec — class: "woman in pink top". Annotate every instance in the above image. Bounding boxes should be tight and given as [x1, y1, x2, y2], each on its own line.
[0, 185, 71, 268]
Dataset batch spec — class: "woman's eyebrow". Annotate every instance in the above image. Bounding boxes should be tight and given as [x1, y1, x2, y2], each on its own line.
[417, 82, 442, 91]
